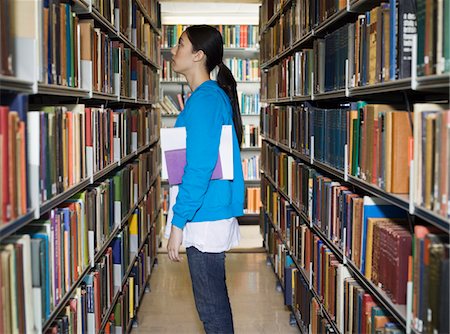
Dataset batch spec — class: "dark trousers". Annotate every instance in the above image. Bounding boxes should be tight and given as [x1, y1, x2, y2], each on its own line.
[186, 246, 234, 334]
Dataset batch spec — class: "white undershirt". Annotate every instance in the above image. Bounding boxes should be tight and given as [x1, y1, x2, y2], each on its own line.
[164, 185, 240, 253]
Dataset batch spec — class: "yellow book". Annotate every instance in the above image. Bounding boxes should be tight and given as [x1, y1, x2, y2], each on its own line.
[129, 211, 139, 255]
[129, 276, 135, 319]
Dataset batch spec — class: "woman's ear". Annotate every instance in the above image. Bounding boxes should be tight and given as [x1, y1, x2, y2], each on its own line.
[193, 49, 206, 63]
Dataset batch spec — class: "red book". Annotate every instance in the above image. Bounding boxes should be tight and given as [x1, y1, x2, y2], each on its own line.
[361, 293, 376, 334]
[0, 106, 10, 222]
[19, 121, 27, 215]
[8, 112, 17, 220]
[85, 108, 92, 147]
[94, 271, 101, 331]
[109, 109, 114, 161]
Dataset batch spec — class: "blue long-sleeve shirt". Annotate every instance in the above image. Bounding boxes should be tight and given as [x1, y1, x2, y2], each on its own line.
[171, 80, 245, 229]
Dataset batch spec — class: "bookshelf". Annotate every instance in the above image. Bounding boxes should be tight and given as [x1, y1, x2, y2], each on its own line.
[0, 0, 162, 333]
[159, 23, 263, 224]
[259, 0, 449, 333]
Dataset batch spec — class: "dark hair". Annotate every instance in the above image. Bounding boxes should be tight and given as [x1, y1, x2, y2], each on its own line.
[185, 25, 243, 147]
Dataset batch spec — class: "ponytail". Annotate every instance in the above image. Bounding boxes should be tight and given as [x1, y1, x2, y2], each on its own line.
[184, 25, 243, 147]
[217, 63, 243, 147]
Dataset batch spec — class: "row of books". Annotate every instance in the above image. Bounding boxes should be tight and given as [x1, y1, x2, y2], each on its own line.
[259, 0, 288, 30]
[260, 0, 348, 36]
[0, 97, 160, 225]
[242, 155, 261, 181]
[238, 92, 260, 115]
[80, 19, 159, 98]
[260, 1, 449, 93]
[261, 142, 450, 333]
[245, 187, 262, 214]
[260, 1, 297, 62]
[161, 25, 260, 49]
[264, 222, 407, 334]
[242, 124, 261, 148]
[261, 50, 314, 100]
[263, 177, 449, 333]
[115, 0, 160, 60]
[159, 95, 183, 115]
[43, 222, 158, 333]
[261, 102, 450, 219]
[137, 0, 162, 25]
[224, 58, 260, 82]
[417, 0, 450, 76]
[0, 0, 160, 96]
[0, 160, 160, 333]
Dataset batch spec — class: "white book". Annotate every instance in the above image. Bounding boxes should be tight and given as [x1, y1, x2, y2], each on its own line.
[27, 112, 41, 210]
[160, 125, 234, 182]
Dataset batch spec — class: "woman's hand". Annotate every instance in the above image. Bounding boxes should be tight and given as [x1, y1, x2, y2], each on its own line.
[167, 225, 183, 262]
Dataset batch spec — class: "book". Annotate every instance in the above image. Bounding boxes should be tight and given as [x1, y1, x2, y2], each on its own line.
[160, 125, 234, 185]
[413, 104, 449, 220]
[242, 155, 260, 181]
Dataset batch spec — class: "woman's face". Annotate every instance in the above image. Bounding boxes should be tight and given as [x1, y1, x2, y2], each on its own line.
[170, 32, 198, 75]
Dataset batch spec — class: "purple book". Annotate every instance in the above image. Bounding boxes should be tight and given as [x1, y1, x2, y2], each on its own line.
[165, 149, 223, 185]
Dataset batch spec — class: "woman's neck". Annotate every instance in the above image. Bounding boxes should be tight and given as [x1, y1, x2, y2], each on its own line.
[185, 70, 211, 92]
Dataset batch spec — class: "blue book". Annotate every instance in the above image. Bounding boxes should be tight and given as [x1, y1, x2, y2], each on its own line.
[62, 208, 71, 290]
[389, 0, 397, 80]
[111, 236, 123, 291]
[66, 4, 72, 87]
[31, 233, 51, 320]
[284, 266, 294, 306]
[360, 197, 406, 274]
[357, 290, 364, 333]
[83, 274, 94, 313]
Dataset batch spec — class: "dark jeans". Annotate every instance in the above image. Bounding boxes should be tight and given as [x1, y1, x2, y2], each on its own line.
[186, 246, 234, 334]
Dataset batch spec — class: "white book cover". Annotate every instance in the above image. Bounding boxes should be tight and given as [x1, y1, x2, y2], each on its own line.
[160, 125, 234, 182]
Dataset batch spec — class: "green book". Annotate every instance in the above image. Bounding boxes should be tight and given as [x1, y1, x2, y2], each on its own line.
[444, 0, 450, 72]
[114, 173, 122, 226]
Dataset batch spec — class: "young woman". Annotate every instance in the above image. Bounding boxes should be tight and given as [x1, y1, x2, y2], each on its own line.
[166, 25, 245, 333]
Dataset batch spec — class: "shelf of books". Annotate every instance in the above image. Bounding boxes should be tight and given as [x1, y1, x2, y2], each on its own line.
[0, 0, 163, 333]
[259, 0, 450, 104]
[259, 0, 449, 333]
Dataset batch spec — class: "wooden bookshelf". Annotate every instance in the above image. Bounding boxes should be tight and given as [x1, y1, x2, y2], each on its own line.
[0, 1, 162, 333]
[259, 0, 449, 332]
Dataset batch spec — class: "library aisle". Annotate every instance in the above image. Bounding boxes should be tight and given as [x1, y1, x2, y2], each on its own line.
[133, 253, 300, 334]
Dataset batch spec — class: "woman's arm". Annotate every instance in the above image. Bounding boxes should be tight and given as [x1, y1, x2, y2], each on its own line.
[171, 90, 223, 229]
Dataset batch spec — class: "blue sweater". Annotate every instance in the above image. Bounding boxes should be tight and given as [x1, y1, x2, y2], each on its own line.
[171, 80, 245, 229]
